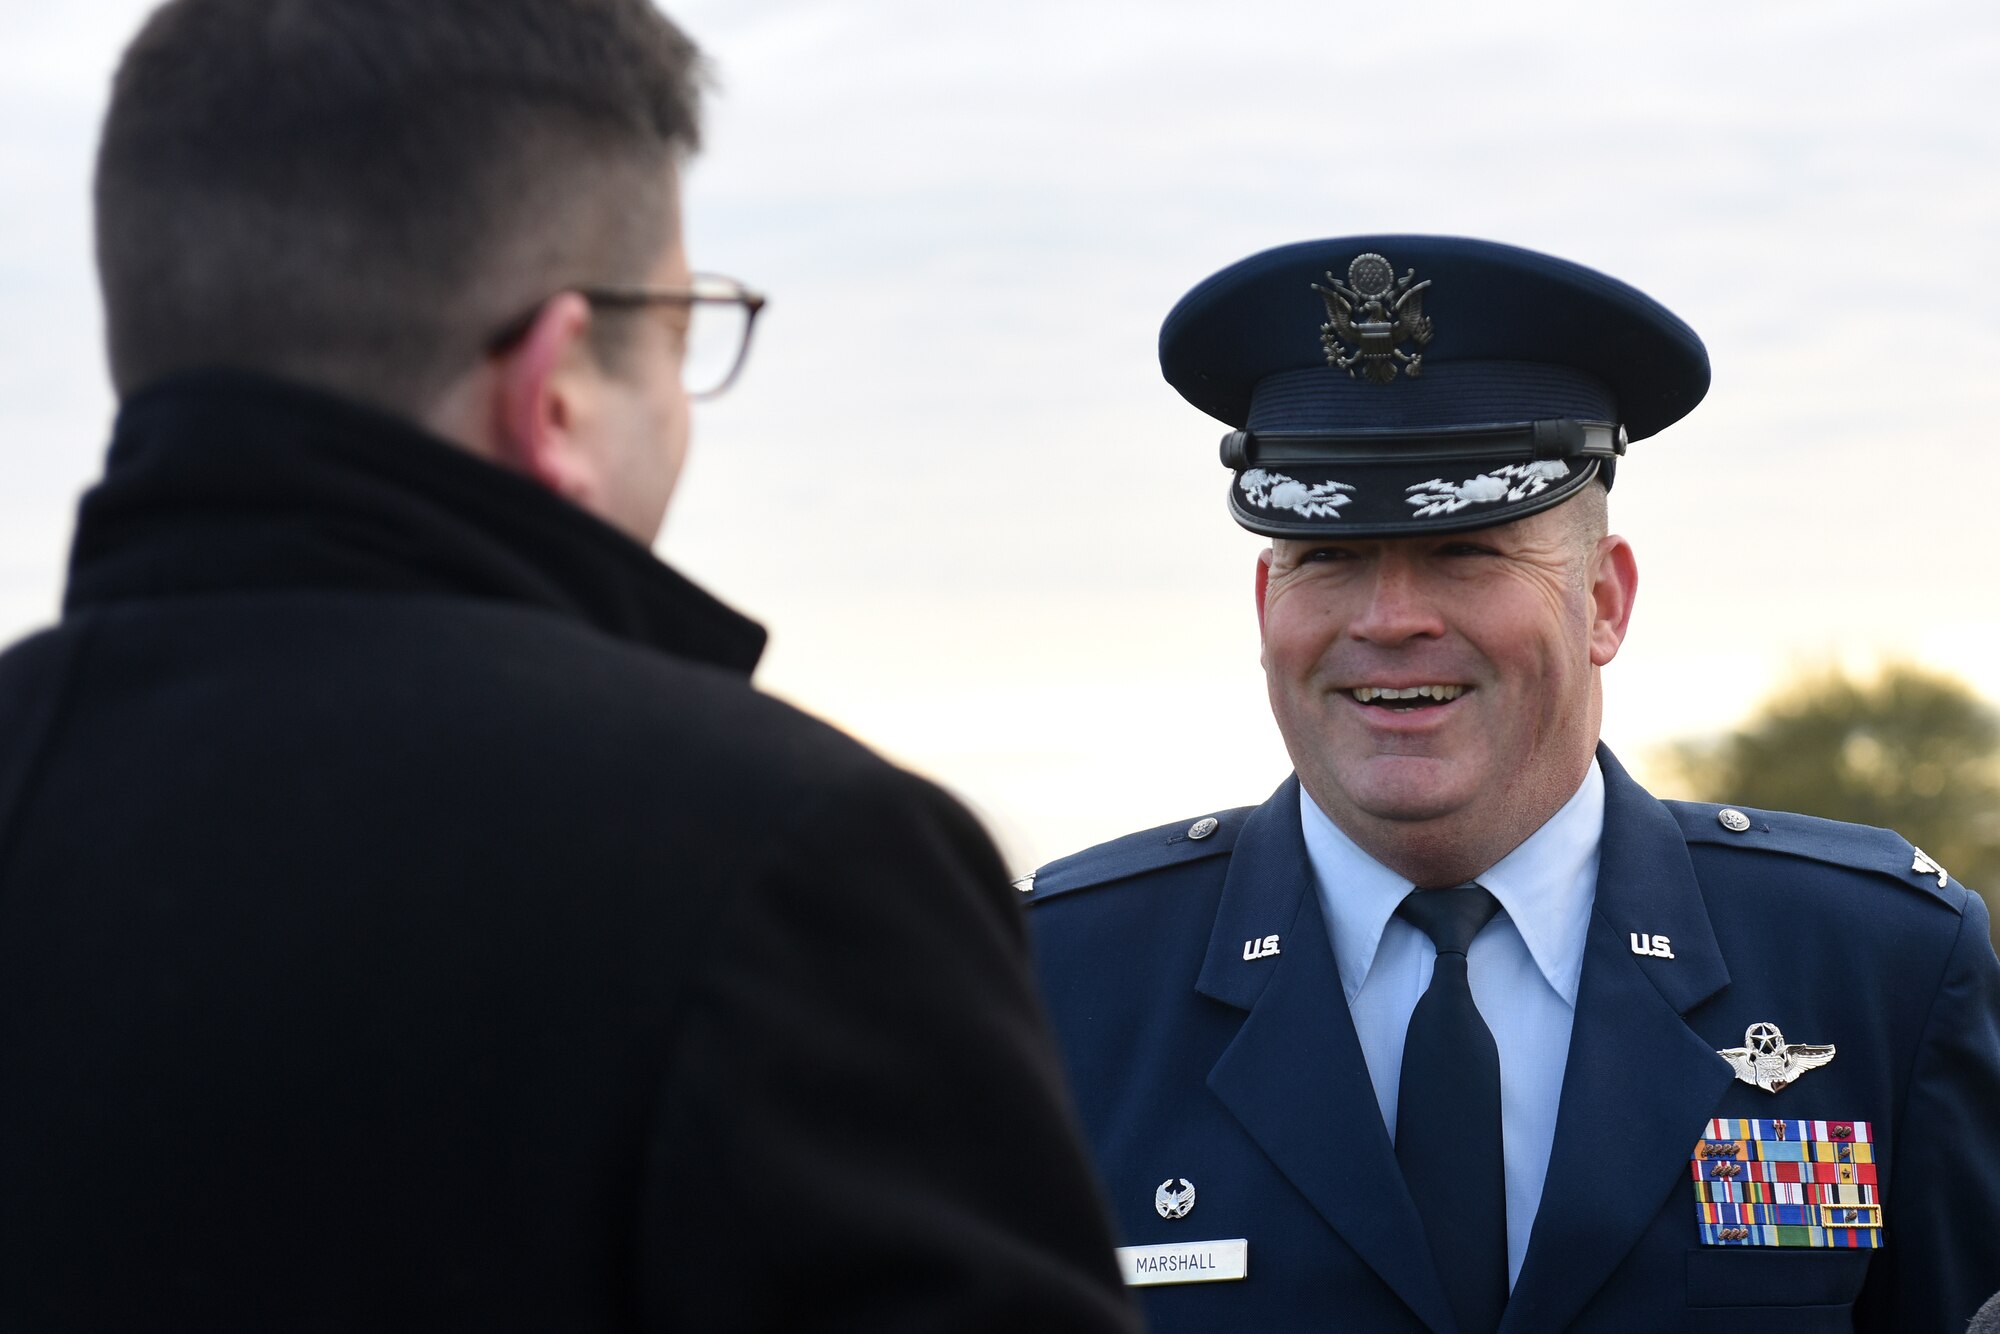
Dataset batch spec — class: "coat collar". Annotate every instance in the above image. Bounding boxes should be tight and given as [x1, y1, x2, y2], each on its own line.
[65, 371, 767, 675]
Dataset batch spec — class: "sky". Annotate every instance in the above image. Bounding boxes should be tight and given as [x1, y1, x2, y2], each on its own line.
[4, 0, 1998, 872]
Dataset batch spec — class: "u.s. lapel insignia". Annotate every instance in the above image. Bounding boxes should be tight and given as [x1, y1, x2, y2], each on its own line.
[1313, 253, 1434, 384]
[1629, 932, 1675, 959]
[1154, 1178, 1197, 1220]
[1692, 1118, 1883, 1249]
[1717, 1022, 1835, 1093]
[1911, 846, 1948, 888]
[1242, 934, 1282, 962]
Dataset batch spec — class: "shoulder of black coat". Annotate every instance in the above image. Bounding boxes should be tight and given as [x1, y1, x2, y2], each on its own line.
[1663, 799, 1972, 912]
[1018, 807, 1253, 906]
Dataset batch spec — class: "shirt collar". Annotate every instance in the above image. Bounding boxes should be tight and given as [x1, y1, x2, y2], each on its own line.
[1300, 758, 1604, 1006]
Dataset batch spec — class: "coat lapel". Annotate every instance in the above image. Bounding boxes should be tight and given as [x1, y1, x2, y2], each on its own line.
[1198, 780, 1457, 1334]
[1501, 748, 1734, 1332]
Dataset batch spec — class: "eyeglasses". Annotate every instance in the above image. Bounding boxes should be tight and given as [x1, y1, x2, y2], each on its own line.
[486, 273, 767, 399]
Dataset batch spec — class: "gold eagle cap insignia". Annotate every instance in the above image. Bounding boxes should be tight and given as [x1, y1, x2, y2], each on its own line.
[1313, 252, 1434, 384]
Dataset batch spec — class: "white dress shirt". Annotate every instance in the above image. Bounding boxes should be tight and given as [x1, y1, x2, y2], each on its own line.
[1299, 759, 1604, 1287]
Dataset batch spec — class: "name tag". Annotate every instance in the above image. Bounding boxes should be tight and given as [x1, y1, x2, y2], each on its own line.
[1115, 1238, 1249, 1286]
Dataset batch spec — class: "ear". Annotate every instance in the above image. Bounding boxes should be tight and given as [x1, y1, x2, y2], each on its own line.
[1587, 534, 1639, 667]
[1254, 547, 1273, 635]
[488, 293, 599, 503]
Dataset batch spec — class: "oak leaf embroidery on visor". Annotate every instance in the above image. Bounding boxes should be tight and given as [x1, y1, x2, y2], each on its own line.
[1404, 460, 1571, 518]
[1238, 468, 1355, 519]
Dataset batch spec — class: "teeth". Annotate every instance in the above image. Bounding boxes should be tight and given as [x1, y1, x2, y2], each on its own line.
[1350, 685, 1465, 704]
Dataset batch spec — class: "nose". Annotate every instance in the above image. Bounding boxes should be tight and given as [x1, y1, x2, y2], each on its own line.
[1346, 553, 1446, 645]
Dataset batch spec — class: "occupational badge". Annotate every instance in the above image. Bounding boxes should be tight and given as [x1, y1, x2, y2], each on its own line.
[1154, 1178, 1197, 1220]
[1313, 253, 1433, 384]
[1911, 846, 1948, 888]
[1691, 1118, 1882, 1249]
[1717, 1022, 1835, 1093]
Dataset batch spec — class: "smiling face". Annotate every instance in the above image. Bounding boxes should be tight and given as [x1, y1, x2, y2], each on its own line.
[1256, 491, 1637, 884]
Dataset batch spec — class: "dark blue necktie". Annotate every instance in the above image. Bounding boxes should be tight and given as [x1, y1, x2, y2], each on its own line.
[1396, 883, 1507, 1334]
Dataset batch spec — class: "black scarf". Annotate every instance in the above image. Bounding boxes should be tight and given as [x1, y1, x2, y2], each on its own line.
[64, 371, 766, 676]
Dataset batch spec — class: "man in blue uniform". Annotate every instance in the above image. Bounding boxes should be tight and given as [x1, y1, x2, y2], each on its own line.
[1025, 235, 2000, 1332]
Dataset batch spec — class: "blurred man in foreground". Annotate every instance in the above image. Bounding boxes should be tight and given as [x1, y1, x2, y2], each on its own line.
[1024, 235, 2000, 1332]
[0, 3, 1135, 1329]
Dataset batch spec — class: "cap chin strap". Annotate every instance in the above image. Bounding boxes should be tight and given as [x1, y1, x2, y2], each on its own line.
[1219, 418, 1627, 471]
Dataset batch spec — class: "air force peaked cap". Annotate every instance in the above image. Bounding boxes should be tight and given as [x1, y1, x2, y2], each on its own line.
[1159, 235, 1709, 537]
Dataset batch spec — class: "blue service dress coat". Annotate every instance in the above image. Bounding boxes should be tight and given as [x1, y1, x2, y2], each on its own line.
[1025, 748, 2000, 1333]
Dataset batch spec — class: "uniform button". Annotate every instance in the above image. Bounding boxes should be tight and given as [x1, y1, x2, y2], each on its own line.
[1187, 816, 1220, 841]
[1718, 808, 1752, 833]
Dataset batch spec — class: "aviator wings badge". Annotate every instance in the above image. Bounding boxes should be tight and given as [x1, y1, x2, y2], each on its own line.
[1718, 1022, 1836, 1093]
[1313, 252, 1433, 384]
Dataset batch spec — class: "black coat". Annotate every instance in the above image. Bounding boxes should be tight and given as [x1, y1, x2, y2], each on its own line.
[0, 374, 1138, 1333]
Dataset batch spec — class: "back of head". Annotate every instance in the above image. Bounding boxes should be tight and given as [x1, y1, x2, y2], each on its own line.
[95, 0, 705, 417]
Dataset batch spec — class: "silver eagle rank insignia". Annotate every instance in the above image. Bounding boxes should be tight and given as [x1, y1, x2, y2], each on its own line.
[1717, 1022, 1836, 1094]
[1313, 252, 1434, 384]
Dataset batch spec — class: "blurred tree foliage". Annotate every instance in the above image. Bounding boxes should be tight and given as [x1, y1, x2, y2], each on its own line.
[1659, 663, 2000, 944]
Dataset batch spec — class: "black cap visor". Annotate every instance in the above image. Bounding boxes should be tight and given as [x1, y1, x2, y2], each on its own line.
[1224, 419, 1616, 538]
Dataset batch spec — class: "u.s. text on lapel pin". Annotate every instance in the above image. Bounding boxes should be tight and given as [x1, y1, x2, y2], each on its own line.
[1718, 1022, 1835, 1093]
[1629, 932, 1675, 959]
[1242, 934, 1281, 962]
[1691, 1118, 1883, 1249]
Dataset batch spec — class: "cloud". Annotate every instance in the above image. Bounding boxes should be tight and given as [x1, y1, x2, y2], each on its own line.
[7, 0, 1998, 866]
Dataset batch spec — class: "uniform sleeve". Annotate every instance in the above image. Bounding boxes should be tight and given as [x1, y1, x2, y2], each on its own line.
[638, 761, 1140, 1333]
[1854, 887, 2000, 1331]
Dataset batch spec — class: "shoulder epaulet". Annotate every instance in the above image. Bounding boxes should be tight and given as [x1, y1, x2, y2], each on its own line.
[1664, 800, 1968, 910]
[1018, 807, 1250, 906]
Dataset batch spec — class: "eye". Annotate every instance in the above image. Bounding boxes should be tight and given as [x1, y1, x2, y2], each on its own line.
[1438, 540, 1498, 558]
[1298, 545, 1356, 563]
